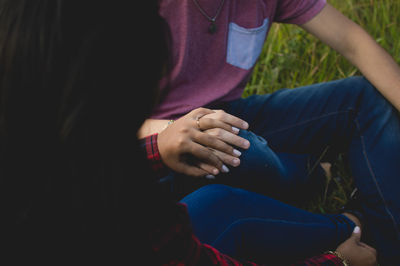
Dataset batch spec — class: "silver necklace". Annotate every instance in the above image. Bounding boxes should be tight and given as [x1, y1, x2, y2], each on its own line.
[192, 0, 226, 34]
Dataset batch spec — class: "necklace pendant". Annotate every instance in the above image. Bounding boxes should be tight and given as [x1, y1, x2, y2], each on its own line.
[208, 21, 217, 34]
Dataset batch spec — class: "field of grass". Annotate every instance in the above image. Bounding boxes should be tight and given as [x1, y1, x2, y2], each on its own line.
[243, 0, 400, 213]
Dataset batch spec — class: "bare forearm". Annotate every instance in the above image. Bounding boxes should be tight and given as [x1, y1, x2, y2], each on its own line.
[137, 118, 170, 138]
[341, 24, 400, 111]
[301, 3, 400, 111]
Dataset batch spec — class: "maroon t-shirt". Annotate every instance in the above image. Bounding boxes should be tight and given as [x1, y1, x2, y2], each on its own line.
[152, 0, 326, 119]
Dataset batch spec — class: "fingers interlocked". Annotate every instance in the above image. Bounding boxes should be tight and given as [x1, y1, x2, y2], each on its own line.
[196, 116, 202, 130]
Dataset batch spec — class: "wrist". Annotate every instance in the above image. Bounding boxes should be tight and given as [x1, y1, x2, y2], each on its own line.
[161, 120, 175, 131]
[325, 251, 350, 266]
[138, 119, 170, 138]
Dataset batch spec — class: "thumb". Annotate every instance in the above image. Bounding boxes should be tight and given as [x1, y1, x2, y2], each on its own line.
[351, 226, 361, 243]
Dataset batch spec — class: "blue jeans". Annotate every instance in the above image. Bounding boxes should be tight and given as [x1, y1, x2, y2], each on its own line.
[178, 76, 400, 264]
[181, 184, 356, 264]
[209, 130, 326, 202]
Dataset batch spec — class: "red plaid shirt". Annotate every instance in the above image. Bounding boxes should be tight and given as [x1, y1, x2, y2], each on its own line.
[141, 134, 345, 265]
[143, 133, 165, 173]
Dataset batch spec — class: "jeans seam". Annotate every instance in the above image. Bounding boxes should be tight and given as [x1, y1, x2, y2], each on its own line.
[265, 110, 351, 136]
[355, 118, 400, 238]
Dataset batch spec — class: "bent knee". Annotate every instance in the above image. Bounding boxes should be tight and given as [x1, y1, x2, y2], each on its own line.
[345, 76, 395, 113]
[234, 130, 289, 181]
[181, 184, 239, 204]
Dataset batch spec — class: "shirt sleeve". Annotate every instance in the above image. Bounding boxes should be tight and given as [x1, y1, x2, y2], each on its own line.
[150, 203, 345, 266]
[139, 133, 168, 175]
[274, 0, 326, 25]
[292, 253, 344, 266]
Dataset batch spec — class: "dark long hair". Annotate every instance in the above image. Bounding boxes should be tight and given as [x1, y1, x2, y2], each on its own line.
[0, 0, 169, 261]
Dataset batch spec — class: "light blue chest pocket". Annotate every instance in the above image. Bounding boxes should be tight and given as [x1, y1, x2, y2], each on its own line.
[226, 18, 269, 70]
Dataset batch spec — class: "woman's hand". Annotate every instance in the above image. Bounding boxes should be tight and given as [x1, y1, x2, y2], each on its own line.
[157, 108, 249, 177]
[200, 109, 250, 168]
[336, 226, 377, 266]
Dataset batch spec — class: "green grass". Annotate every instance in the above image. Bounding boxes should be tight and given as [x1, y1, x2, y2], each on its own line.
[243, 0, 400, 213]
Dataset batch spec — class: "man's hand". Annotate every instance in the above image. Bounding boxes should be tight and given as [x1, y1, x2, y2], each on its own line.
[157, 108, 249, 177]
[336, 226, 377, 266]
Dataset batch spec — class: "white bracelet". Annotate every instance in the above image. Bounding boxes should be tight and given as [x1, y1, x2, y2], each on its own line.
[161, 119, 175, 131]
[325, 251, 349, 266]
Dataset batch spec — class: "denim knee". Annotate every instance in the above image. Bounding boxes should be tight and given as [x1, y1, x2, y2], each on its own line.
[348, 76, 393, 112]
[227, 130, 292, 188]
[182, 184, 237, 204]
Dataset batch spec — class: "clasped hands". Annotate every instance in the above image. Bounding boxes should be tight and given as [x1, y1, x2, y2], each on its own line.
[155, 108, 250, 178]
